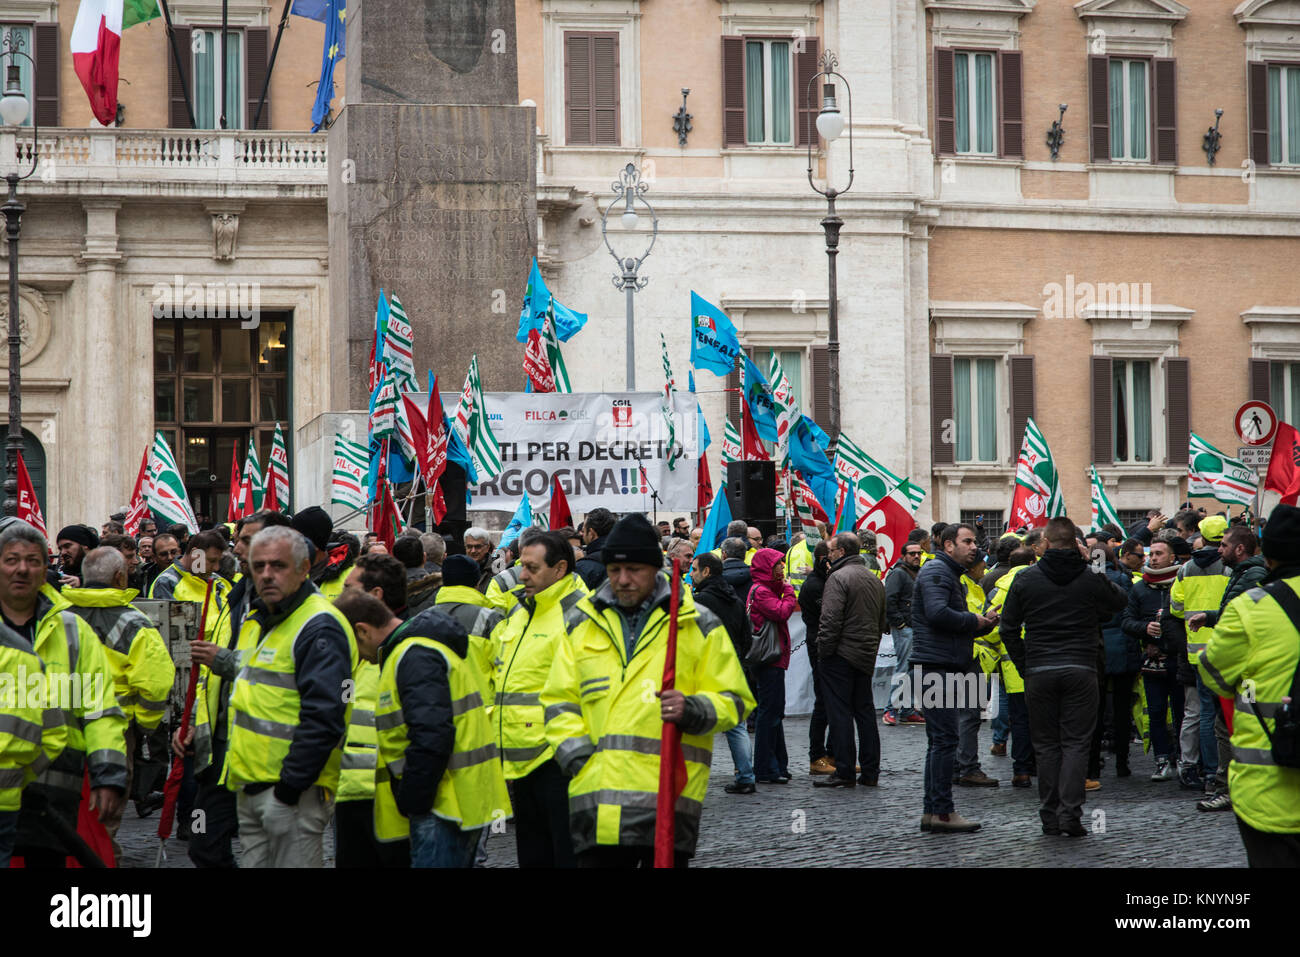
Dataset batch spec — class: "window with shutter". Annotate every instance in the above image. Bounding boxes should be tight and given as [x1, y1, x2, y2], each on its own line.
[192, 28, 244, 129]
[169, 26, 194, 129]
[935, 47, 956, 155]
[1249, 61, 1270, 167]
[1164, 357, 1189, 466]
[1089, 54, 1109, 162]
[727, 362, 740, 429]
[245, 26, 270, 130]
[1265, 62, 1300, 165]
[32, 22, 57, 128]
[722, 36, 746, 148]
[950, 49, 998, 155]
[998, 50, 1023, 158]
[1091, 355, 1113, 465]
[564, 31, 619, 146]
[795, 37, 819, 147]
[1250, 358, 1273, 403]
[1008, 355, 1035, 456]
[1153, 58, 1176, 164]
[811, 345, 831, 438]
[931, 354, 955, 466]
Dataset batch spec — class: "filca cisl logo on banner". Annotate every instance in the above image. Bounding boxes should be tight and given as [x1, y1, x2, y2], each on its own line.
[523, 408, 591, 423]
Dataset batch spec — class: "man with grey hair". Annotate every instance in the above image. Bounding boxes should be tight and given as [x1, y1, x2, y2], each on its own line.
[666, 537, 694, 569]
[420, 532, 446, 575]
[1, 518, 128, 867]
[720, 537, 753, 598]
[221, 525, 358, 867]
[463, 526, 493, 589]
[62, 546, 175, 857]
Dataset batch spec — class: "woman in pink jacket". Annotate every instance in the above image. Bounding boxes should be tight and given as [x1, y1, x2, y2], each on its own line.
[749, 547, 798, 783]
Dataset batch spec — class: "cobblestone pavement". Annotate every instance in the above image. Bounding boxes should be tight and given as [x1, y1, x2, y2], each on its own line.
[116, 716, 1247, 868]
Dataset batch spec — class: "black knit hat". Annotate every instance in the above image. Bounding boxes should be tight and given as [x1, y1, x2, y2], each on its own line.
[1170, 537, 1193, 560]
[1262, 504, 1300, 564]
[442, 554, 480, 588]
[291, 506, 333, 554]
[56, 525, 98, 549]
[602, 513, 664, 568]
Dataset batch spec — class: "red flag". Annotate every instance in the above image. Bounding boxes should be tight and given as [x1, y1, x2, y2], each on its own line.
[741, 405, 769, 461]
[262, 472, 280, 513]
[523, 329, 557, 393]
[235, 470, 252, 520]
[1265, 421, 1300, 506]
[549, 474, 573, 530]
[426, 378, 450, 527]
[124, 448, 149, 536]
[226, 446, 242, 522]
[368, 440, 402, 550]
[857, 484, 917, 570]
[697, 454, 713, 514]
[16, 452, 45, 538]
[655, 558, 689, 868]
[401, 392, 431, 479]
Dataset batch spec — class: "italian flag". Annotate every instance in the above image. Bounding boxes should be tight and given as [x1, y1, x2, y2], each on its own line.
[72, 0, 125, 126]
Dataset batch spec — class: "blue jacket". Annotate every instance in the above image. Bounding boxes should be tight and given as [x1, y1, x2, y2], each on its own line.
[910, 552, 986, 669]
[1100, 564, 1138, 674]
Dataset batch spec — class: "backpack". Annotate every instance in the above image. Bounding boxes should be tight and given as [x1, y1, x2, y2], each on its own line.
[1244, 581, 1300, 770]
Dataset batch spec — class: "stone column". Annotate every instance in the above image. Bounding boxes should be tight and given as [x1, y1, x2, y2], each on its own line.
[79, 200, 123, 522]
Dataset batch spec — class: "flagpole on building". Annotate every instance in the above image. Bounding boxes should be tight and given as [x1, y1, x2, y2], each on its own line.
[158, 2, 196, 129]
[252, 0, 293, 130]
[219, 0, 229, 129]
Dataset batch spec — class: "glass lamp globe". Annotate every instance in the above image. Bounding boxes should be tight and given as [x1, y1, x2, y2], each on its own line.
[621, 208, 639, 230]
[816, 107, 844, 142]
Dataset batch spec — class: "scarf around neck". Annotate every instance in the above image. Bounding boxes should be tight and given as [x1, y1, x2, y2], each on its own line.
[1141, 564, 1178, 587]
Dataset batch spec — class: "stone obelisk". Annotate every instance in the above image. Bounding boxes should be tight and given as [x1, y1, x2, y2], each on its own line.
[328, 0, 537, 409]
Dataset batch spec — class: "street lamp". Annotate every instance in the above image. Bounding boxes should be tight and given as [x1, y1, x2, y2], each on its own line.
[806, 51, 854, 448]
[601, 162, 658, 390]
[0, 33, 37, 516]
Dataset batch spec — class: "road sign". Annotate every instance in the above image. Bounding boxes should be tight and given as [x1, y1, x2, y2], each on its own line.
[1239, 446, 1272, 469]
[1235, 401, 1277, 447]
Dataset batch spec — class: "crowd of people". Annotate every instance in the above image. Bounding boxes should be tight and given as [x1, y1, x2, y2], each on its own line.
[0, 496, 1296, 869]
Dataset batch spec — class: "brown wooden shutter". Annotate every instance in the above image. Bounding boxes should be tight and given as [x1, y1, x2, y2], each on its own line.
[722, 36, 746, 147]
[934, 47, 955, 155]
[592, 34, 619, 145]
[795, 36, 820, 147]
[1008, 355, 1035, 456]
[1089, 55, 1110, 162]
[245, 27, 270, 129]
[169, 26, 193, 129]
[1091, 355, 1113, 465]
[1249, 358, 1272, 403]
[1164, 357, 1190, 466]
[812, 345, 831, 436]
[33, 23, 59, 127]
[998, 50, 1023, 158]
[1153, 57, 1177, 165]
[931, 354, 955, 466]
[564, 33, 591, 145]
[1249, 61, 1270, 167]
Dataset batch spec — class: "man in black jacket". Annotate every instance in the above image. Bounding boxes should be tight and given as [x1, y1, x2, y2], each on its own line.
[720, 537, 753, 598]
[799, 544, 834, 772]
[1001, 518, 1128, 837]
[883, 541, 924, 726]
[575, 507, 617, 591]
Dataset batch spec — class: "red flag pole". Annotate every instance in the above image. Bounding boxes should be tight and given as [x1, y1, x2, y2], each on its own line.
[156, 576, 216, 857]
[655, 558, 686, 868]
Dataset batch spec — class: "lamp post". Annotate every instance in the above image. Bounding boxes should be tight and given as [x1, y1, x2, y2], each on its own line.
[0, 33, 37, 516]
[806, 51, 853, 449]
[600, 162, 658, 391]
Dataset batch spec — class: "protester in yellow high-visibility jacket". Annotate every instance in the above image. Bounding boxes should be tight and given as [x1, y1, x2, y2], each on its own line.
[542, 514, 754, 867]
[149, 529, 231, 646]
[491, 531, 588, 868]
[983, 551, 1034, 786]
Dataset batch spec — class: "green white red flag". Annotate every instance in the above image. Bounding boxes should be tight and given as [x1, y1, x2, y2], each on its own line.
[721, 419, 742, 468]
[660, 334, 682, 472]
[454, 355, 502, 479]
[543, 312, 571, 393]
[145, 432, 199, 532]
[857, 480, 917, 569]
[385, 295, 418, 393]
[72, 0, 124, 127]
[1187, 432, 1258, 507]
[331, 434, 368, 510]
[266, 422, 290, 512]
[124, 447, 150, 536]
[1010, 417, 1066, 529]
[1089, 465, 1122, 532]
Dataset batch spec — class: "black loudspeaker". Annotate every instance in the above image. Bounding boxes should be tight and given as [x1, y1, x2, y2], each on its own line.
[726, 460, 777, 540]
[433, 463, 469, 552]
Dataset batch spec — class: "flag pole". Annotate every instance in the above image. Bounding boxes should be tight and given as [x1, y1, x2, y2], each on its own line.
[158, 1, 197, 129]
[252, 0, 293, 130]
[654, 557, 684, 869]
[219, 0, 229, 129]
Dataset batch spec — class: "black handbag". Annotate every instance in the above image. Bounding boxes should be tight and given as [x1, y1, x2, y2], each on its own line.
[743, 591, 782, 668]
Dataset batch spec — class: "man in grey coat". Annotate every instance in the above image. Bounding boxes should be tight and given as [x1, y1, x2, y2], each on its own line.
[814, 532, 888, 789]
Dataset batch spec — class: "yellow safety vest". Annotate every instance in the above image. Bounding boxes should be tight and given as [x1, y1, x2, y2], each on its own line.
[62, 586, 176, 731]
[434, 586, 504, 705]
[485, 565, 524, 613]
[1198, 576, 1300, 833]
[319, 564, 353, 602]
[222, 592, 359, 792]
[0, 629, 68, 812]
[491, 573, 588, 780]
[373, 634, 511, 840]
[979, 565, 1027, 694]
[337, 661, 379, 802]
[541, 576, 755, 856]
[784, 540, 815, 597]
[709, 547, 757, 565]
[1170, 559, 1228, 660]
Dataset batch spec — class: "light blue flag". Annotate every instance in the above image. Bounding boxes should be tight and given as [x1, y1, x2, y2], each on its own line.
[499, 493, 532, 551]
[693, 485, 733, 558]
[741, 354, 779, 442]
[689, 292, 744, 378]
[790, 417, 833, 482]
[517, 257, 588, 343]
[835, 487, 857, 534]
[291, 0, 346, 57]
[689, 370, 710, 453]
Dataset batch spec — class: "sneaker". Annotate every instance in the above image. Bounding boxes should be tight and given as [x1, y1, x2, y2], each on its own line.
[930, 812, 981, 834]
[1178, 767, 1204, 790]
[957, 771, 999, 788]
[809, 757, 836, 775]
[1012, 774, 1032, 788]
[1150, 758, 1176, 782]
[989, 742, 1007, 757]
[1197, 792, 1233, 812]
[724, 782, 756, 794]
[902, 711, 927, 725]
[882, 710, 899, 727]
[1085, 779, 1101, 792]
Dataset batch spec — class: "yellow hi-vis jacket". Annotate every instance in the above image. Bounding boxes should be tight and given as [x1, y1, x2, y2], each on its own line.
[784, 539, 815, 597]
[1170, 556, 1228, 662]
[979, 566, 1026, 694]
[434, 586, 503, 694]
[541, 572, 755, 857]
[149, 563, 232, 645]
[485, 564, 524, 613]
[318, 564, 353, 602]
[0, 628, 67, 812]
[490, 573, 587, 780]
[26, 585, 129, 802]
[337, 661, 378, 802]
[1198, 576, 1300, 834]
[373, 632, 511, 840]
[222, 591, 359, 793]
[62, 586, 176, 731]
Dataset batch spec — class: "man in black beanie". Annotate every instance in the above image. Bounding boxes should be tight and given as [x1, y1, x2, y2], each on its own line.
[56, 525, 99, 586]
[292, 505, 351, 599]
[541, 513, 755, 867]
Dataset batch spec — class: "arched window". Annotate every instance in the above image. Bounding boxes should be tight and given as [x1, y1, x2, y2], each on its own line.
[22, 428, 45, 517]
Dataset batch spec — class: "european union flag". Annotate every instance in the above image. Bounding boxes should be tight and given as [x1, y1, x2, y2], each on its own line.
[295, 0, 345, 132]
[689, 292, 743, 378]
[517, 257, 587, 343]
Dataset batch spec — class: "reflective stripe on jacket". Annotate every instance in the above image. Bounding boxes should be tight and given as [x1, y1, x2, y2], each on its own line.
[1170, 558, 1228, 659]
[0, 628, 68, 811]
[337, 661, 378, 802]
[980, 566, 1025, 694]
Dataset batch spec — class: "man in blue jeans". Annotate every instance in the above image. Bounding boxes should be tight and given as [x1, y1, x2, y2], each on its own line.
[910, 524, 998, 834]
[409, 813, 483, 868]
[883, 541, 925, 725]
